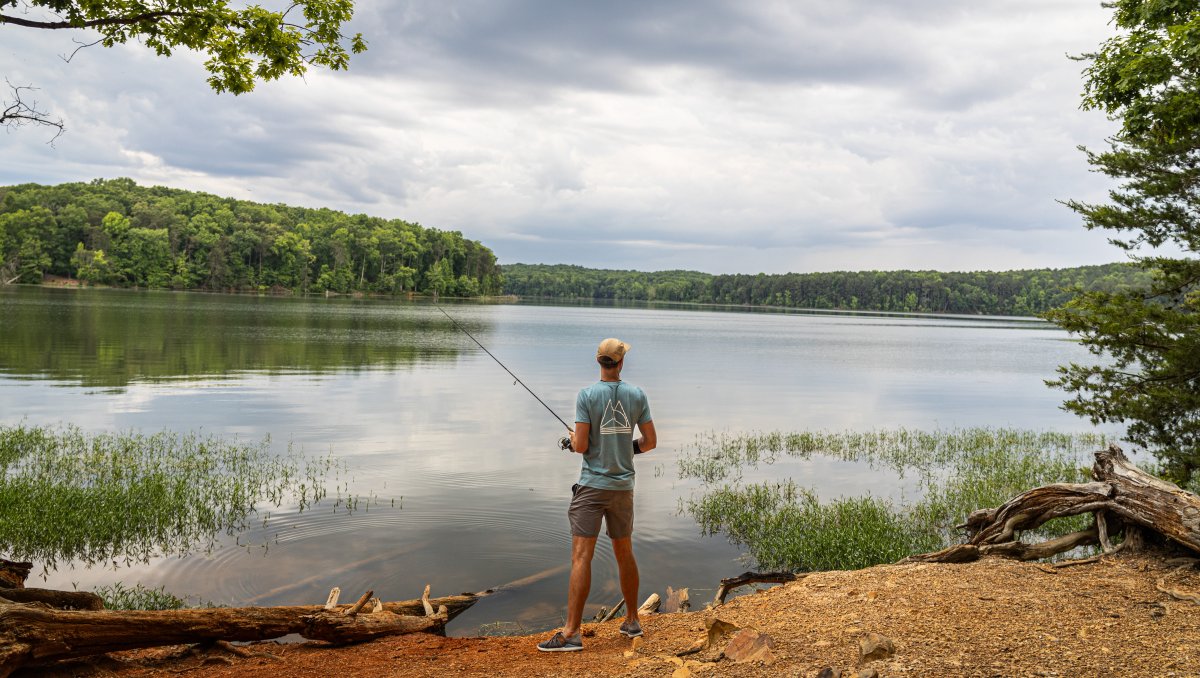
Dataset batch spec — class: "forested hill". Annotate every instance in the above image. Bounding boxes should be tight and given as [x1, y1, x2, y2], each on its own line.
[500, 263, 1151, 316]
[0, 179, 502, 296]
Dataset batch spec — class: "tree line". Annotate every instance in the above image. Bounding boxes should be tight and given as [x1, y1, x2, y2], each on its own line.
[0, 179, 502, 296]
[500, 263, 1152, 316]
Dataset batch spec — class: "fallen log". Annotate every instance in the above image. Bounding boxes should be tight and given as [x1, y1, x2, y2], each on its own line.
[303, 604, 449, 644]
[908, 445, 1200, 565]
[0, 588, 103, 610]
[713, 571, 799, 606]
[0, 590, 487, 677]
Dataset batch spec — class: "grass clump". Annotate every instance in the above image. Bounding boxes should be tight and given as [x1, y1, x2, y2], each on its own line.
[92, 582, 194, 610]
[0, 423, 353, 571]
[680, 427, 1107, 572]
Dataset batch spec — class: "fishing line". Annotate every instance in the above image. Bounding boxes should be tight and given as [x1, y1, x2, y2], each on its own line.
[434, 302, 573, 433]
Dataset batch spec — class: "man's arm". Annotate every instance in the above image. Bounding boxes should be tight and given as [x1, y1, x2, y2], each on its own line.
[572, 423, 590, 454]
[635, 420, 656, 454]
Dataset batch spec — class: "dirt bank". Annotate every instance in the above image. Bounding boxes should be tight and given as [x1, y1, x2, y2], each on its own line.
[21, 554, 1200, 678]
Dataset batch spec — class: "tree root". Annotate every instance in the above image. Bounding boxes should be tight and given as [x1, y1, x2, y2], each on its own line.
[908, 445, 1200, 566]
[1156, 566, 1200, 605]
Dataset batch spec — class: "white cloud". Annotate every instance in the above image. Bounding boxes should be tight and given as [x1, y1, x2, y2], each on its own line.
[0, 0, 1124, 273]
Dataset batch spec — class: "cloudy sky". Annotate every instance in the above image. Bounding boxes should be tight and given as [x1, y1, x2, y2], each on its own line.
[2, 1, 1127, 274]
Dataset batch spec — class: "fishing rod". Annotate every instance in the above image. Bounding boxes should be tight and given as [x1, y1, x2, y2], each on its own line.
[434, 302, 575, 449]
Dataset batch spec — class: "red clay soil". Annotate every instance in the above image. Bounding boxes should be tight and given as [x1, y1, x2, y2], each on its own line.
[19, 554, 1200, 678]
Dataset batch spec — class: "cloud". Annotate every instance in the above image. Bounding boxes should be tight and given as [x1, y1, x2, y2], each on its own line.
[0, 0, 1124, 273]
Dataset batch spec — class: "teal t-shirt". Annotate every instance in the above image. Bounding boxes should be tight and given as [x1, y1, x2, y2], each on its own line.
[575, 380, 652, 491]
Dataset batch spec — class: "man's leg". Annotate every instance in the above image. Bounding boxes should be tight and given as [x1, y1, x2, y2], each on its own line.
[610, 535, 639, 625]
[564, 535, 597, 637]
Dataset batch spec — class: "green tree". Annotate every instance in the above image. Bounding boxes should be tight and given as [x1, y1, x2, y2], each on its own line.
[1046, 1, 1200, 484]
[1, 0, 366, 137]
[0, 207, 55, 283]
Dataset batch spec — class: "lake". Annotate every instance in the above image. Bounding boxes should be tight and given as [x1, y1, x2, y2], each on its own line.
[0, 286, 1114, 633]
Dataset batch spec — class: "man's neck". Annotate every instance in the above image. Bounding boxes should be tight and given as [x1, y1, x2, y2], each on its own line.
[599, 368, 622, 382]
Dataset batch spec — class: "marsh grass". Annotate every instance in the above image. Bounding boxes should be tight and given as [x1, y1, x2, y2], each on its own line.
[0, 423, 366, 572]
[679, 427, 1107, 572]
[92, 581, 202, 610]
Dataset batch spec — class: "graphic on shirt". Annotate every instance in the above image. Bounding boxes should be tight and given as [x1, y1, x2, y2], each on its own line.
[600, 398, 632, 435]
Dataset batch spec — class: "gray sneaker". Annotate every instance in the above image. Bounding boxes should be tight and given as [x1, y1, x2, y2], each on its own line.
[537, 631, 583, 652]
[619, 620, 643, 638]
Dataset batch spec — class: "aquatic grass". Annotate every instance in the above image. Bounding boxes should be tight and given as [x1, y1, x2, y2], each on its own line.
[680, 427, 1109, 572]
[677, 427, 1107, 484]
[0, 423, 360, 571]
[92, 582, 199, 610]
[689, 481, 940, 572]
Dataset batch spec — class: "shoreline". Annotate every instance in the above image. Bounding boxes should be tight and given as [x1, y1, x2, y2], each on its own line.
[50, 553, 1200, 678]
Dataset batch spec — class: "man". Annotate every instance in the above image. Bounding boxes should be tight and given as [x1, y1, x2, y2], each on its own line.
[537, 337, 657, 652]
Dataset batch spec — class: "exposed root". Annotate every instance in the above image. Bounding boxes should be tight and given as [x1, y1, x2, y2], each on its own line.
[1156, 566, 1200, 605]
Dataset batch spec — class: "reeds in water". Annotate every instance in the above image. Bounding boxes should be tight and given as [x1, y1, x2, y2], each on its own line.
[679, 427, 1107, 572]
[0, 423, 354, 572]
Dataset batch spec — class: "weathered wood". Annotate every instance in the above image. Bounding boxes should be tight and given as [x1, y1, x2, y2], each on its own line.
[956, 482, 1114, 545]
[302, 606, 448, 644]
[0, 591, 486, 677]
[1093, 445, 1200, 554]
[637, 593, 660, 614]
[713, 571, 799, 606]
[909, 445, 1200, 565]
[344, 590, 373, 617]
[597, 597, 625, 623]
[0, 560, 30, 589]
[0, 588, 103, 610]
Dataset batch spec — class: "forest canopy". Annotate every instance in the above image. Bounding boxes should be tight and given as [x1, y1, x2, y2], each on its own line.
[501, 262, 1151, 317]
[0, 179, 502, 296]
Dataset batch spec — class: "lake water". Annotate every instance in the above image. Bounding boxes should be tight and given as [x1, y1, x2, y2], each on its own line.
[0, 286, 1114, 634]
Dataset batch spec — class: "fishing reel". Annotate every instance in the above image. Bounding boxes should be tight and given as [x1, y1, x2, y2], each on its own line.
[558, 435, 574, 452]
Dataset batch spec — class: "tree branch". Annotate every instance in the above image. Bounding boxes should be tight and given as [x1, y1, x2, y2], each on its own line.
[0, 10, 191, 30]
[0, 80, 64, 143]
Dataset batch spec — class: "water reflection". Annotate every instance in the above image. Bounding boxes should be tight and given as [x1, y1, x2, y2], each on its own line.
[0, 286, 478, 387]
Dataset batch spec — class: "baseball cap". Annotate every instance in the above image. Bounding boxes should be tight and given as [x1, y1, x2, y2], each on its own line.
[596, 338, 631, 363]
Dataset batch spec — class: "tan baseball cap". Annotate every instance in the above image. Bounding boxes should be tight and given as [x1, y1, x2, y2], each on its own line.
[596, 338, 631, 363]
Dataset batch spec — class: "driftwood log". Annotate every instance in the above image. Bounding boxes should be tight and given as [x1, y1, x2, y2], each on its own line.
[712, 571, 799, 607]
[908, 445, 1200, 564]
[0, 589, 486, 677]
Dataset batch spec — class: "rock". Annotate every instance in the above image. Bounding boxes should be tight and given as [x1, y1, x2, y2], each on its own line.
[631, 635, 644, 652]
[857, 633, 895, 664]
[704, 616, 740, 649]
[671, 667, 692, 678]
[723, 628, 776, 664]
[854, 669, 880, 678]
[623, 650, 636, 659]
[816, 668, 841, 678]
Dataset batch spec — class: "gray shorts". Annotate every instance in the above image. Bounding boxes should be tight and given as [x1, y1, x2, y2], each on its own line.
[568, 484, 634, 539]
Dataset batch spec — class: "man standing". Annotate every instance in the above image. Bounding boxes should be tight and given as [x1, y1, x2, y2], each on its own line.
[537, 338, 657, 652]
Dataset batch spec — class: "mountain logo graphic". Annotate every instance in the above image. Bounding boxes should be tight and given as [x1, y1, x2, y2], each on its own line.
[600, 399, 632, 435]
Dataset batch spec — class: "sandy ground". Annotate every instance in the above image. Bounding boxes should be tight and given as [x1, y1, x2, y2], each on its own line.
[17, 554, 1200, 678]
